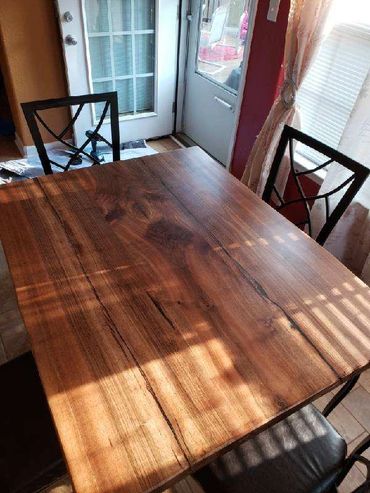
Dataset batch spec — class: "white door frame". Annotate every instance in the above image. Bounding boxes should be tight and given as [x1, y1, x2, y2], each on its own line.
[176, 0, 260, 169]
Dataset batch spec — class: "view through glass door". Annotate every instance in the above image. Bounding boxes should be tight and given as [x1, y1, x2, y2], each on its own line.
[57, 0, 178, 145]
[183, 0, 255, 165]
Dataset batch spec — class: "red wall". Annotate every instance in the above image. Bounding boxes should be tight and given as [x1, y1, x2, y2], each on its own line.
[278, 174, 320, 226]
[231, 0, 290, 179]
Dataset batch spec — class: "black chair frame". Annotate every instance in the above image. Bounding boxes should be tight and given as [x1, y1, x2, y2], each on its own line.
[323, 374, 370, 489]
[21, 92, 120, 175]
[194, 372, 370, 492]
[0, 351, 67, 493]
[262, 125, 369, 246]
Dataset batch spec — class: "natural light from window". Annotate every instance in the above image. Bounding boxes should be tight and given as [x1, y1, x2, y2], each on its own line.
[296, 0, 370, 165]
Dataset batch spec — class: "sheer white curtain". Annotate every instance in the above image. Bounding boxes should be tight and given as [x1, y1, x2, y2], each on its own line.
[241, 0, 333, 195]
[311, 70, 370, 283]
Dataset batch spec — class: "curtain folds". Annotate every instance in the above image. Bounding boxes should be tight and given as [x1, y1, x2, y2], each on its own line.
[311, 70, 370, 284]
[241, 0, 332, 196]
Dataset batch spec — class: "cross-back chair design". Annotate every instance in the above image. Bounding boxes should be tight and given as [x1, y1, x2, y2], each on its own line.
[21, 92, 120, 175]
[262, 125, 369, 246]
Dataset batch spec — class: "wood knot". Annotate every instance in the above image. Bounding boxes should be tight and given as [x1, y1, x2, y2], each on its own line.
[105, 207, 124, 223]
[145, 219, 194, 248]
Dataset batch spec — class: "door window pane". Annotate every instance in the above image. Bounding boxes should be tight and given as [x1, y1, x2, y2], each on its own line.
[111, 0, 131, 31]
[93, 81, 113, 117]
[85, 0, 155, 116]
[134, 0, 155, 30]
[116, 79, 135, 115]
[135, 34, 155, 74]
[136, 77, 154, 112]
[196, 0, 250, 93]
[86, 0, 109, 32]
[113, 35, 133, 76]
[89, 37, 112, 78]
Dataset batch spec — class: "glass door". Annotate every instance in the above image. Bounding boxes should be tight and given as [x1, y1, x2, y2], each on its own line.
[85, 0, 156, 119]
[57, 0, 178, 145]
[196, 1, 248, 93]
[183, 0, 255, 165]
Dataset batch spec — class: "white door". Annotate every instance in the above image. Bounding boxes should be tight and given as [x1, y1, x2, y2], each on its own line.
[56, 0, 178, 145]
[183, 0, 256, 165]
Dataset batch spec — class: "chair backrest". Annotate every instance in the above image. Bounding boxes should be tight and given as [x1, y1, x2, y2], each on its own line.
[262, 125, 369, 246]
[21, 92, 120, 175]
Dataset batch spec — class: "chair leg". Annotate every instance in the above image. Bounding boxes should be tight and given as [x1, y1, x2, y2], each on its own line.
[323, 375, 360, 417]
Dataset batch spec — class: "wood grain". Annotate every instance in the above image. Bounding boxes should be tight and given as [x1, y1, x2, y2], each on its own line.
[0, 147, 369, 493]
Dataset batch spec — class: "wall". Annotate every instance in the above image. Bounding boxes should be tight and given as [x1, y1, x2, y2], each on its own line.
[231, 0, 290, 179]
[0, 0, 69, 148]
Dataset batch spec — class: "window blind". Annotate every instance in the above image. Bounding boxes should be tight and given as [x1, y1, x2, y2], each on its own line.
[296, 23, 370, 164]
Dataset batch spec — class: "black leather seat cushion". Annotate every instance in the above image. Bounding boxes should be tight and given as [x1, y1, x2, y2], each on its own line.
[193, 404, 346, 493]
[0, 352, 66, 493]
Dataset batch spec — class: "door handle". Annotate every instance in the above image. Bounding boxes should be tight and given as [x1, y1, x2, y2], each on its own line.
[214, 96, 234, 112]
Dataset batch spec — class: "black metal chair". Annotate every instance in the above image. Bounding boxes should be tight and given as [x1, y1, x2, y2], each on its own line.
[0, 352, 67, 493]
[192, 127, 370, 493]
[21, 92, 120, 175]
[262, 125, 369, 246]
[193, 374, 370, 493]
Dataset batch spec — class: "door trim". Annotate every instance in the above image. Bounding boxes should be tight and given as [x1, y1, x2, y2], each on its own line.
[175, 0, 190, 134]
[173, 0, 184, 133]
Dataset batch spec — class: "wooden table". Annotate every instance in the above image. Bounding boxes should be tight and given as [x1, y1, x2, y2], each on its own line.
[0, 147, 369, 493]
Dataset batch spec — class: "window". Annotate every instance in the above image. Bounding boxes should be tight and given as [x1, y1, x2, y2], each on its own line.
[195, 0, 251, 93]
[296, 22, 370, 165]
[84, 0, 155, 118]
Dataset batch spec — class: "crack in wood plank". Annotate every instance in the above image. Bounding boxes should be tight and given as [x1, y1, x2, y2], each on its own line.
[142, 160, 341, 381]
[146, 292, 178, 332]
[35, 177, 192, 468]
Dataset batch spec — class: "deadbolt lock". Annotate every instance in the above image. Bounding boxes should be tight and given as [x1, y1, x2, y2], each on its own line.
[63, 11, 73, 22]
[65, 35, 77, 46]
